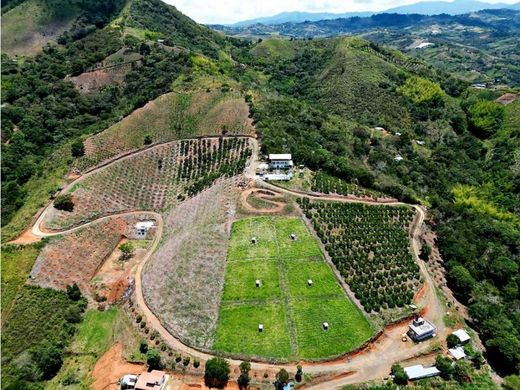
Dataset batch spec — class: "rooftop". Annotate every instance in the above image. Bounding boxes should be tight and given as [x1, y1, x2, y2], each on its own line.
[449, 346, 466, 360]
[408, 317, 436, 336]
[452, 329, 471, 343]
[135, 370, 166, 390]
[269, 153, 292, 161]
[404, 364, 440, 380]
[135, 221, 155, 230]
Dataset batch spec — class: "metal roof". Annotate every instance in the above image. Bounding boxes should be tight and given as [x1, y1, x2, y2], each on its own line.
[269, 154, 292, 160]
[452, 329, 471, 343]
[449, 346, 466, 360]
[404, 364, 440, 380]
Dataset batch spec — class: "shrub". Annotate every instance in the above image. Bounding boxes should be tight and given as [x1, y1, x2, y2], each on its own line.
[31, 341, 63, 380]
[275, 369, 290, 390]
[436, 354, 454, 380]
[54, 194, 74, 212]
[238, 361, 251, 389]
[447, 333, 460, 348]
[193, 358, 200, 368]
[144, 134, 153, 145]
[146, 348, 162, 370]
[175, 353, 182, 363]
[139, 340, 148, 354]
[391, 364, 408, 385]
[140, 321, 146, 328]
[71, 139, 85, 157]
[66, 283, 81, 301]
[183, 356, 191, 367]
[119, 242, 134, 260]
[204, 357, 230, 389]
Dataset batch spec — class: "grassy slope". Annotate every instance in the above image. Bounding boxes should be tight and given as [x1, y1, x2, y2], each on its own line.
[77, 89, 253, 171]
[1, 243, 42, 320]
[1, 0, 80, 56]
[215, 216, 373, 361]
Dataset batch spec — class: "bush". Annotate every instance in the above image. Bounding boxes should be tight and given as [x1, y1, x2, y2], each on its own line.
[71, 139, 85, 157]
[183, 356, 191, 367]
[139, 340, 148, 354]
[144, 134, 153, 145]
[175, 353, 182, 363]
[238, 361, 251, 389]
[435, 354, 454, 380]
[447, 333, 460, 348]
[274, 369, 290, 390]
[391, 364, 408, 385]
[119, 242, 134, 260]
[193, 358, 200, 368]
[66, 283, 81, 301]
[31, 341, 63, 380]
[468, 100, 505, 137]
[146, 348, 162, 370]
[54, 194, 74, 212]
[204, 357, 230, 389]
[136, 314, 143, 323]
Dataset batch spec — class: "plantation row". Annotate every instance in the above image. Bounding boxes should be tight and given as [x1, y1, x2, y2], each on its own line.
[46, 138, 251, 229]
[297, 198, 420, 313]
[311, 171, 384, 199]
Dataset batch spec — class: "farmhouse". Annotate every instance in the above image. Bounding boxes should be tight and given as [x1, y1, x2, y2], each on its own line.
[269, 154, 293, 169]
[407, 316, 436, 342]
[404, 364, 440, 380]
[452, 328, 471, 344]
[134, 370, 168, 390]
[135, 221, 155, 238]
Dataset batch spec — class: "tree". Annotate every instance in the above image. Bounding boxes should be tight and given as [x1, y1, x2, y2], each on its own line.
[139, 340, 148, 354]
[420, 243, 431, 261]
[274, 369, 290, 390]
[504, 375, 520, 390]
[204, 357, 230, 389]
[453, 360, 473, 384]
[54, 194, 74, 212]
[447, 333, 460, 348]
[31, 341, 63, 380]
[435, 354, 454, 380]
[144, 134, 153, 145]
[467, 100, 504, 137]
[237, 361, 251, 389]
[295, 364, 303, 382]
[146, 348, 162, 370]
[390, 364, 408, 385]
[71, 139, 85, 157]
[66, 283, 81, 301]
[119, 242, 134, 260]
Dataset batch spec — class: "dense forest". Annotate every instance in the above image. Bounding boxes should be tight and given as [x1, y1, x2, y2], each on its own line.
[1, 0, 519, 385]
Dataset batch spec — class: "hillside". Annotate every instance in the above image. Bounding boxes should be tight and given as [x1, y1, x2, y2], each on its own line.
[215, 9, 520, 86]
[1, 0, 519, 387]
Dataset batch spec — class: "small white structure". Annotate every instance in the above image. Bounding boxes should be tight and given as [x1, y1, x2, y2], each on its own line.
[120, 374, 138, 389]
[394, 155, 404, 162]
[263, 172, 294, 181]
[416, 140, 425, 145]
[291, 233, 297, 241]
[416, 42, 434, 49]
[258, 324, 264, 332]
[404, 364, 440, 380]
[135, 221, 155, 238]
[256, 279, 261, 287]
[307, 279, 313, 286]
[269, 154, 293, 169]
[395, 132, 402, 136]
[322, 322, 329, 330]
[252, 237, 257, 244]
[449, 346, 467, 360]
[452, 329, 471, 344]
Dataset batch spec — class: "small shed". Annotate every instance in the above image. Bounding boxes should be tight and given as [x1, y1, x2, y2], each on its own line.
[452, 329, 471, 344]
[404, 364, 440, 380]
[449, 346, 466, 360]
[135, 221, 155, 238]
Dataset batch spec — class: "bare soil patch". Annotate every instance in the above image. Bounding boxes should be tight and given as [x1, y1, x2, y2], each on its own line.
[240, 187, 287, 214]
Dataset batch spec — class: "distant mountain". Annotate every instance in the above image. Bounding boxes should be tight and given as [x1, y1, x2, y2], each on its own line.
[230, 0, 520, 26]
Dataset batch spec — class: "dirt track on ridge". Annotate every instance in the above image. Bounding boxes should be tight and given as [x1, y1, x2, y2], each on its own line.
[12, 137, 447, 389]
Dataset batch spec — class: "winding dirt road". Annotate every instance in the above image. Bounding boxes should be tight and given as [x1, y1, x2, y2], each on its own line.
[12, 137, 446, 389]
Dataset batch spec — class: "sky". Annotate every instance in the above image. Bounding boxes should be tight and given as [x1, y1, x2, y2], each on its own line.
[166, 0, 518, 24]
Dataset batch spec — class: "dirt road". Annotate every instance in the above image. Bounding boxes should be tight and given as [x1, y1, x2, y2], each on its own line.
[14, 137, 446, 389]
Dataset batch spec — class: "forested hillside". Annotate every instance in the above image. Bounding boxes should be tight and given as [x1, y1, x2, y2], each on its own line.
[1, 0, 519, 385]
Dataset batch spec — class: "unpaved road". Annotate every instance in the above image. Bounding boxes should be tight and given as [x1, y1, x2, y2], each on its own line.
[13, 137, 446, 389]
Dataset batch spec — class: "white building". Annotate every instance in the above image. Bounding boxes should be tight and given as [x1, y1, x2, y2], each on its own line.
[452, 329, 471, 344]
[404, 364, 440, 380]
[135, 221, 155, 238]
[269, 154, 293, 169]
[449, 346, 467, 360]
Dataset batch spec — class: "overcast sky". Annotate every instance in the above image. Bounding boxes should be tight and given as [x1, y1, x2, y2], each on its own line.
[165, 0, 518, 24]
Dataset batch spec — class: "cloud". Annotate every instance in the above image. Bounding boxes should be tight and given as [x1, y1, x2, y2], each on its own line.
[165, 0, 519, 24]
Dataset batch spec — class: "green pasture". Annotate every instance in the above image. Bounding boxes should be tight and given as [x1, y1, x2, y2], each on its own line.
[214, 216, 373, 361]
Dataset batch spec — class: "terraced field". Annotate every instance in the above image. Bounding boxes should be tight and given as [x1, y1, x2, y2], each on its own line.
[214, 217, 373, 361]
[298, 198, 420, 313]
[77, 90, 254, 171]
[46, 137, 251, 229]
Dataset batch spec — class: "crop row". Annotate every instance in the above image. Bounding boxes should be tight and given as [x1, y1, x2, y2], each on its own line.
[311, 171, 384, 199]
[297, 198, 420, 313]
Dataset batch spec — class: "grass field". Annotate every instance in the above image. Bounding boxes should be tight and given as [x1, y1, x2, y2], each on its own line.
[214, 216, 373, 361]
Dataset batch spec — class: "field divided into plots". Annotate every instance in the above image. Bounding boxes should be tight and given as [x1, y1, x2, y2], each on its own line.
[214, 217, 373, 361]
[298, 198, 420, 313]
[46, 137, 251, 230]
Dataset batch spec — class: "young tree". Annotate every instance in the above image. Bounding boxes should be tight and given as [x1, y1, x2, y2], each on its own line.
[237, 361, 251, 389]
[295, 364, 303, 382]
[447, 333, 460, 348]
[119, 242, 134, 260]
[71, 139, 85, 157]
[144, 134, 153, 145]
[435, 354, 454, 380]
[139, 340, 148, 354]
[54, 194, 74, 212]
[274, 369, 290, 390]
[420, 243, 432, 261]
[391, 364, 408, 385]
[66, 283, 81, 301]
[204, 357, 230, 389]
[146, 348, 162, 370]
